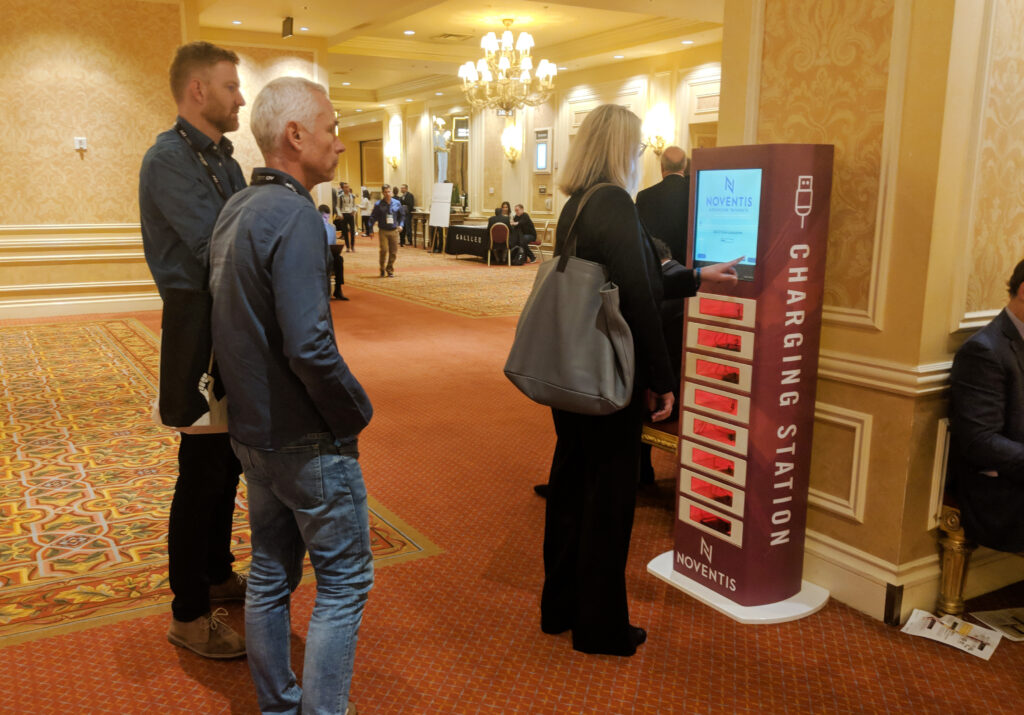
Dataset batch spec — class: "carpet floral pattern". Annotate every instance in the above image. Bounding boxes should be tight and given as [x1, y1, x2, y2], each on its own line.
[0, 319, 436, 643]
[342, 246, 538, 317]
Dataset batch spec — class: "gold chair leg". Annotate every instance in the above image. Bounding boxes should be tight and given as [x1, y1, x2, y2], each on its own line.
[936, 505, 976, 617]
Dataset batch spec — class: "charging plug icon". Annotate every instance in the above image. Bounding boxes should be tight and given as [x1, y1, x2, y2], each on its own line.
[795, 176, 813, 228]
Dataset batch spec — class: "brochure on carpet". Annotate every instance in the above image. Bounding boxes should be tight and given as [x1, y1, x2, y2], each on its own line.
[901, 609, 1002, 660]
[969, 608, 1024, 642]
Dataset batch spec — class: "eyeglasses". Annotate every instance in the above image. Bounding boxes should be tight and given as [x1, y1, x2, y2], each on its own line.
[638, 142, 648, 158]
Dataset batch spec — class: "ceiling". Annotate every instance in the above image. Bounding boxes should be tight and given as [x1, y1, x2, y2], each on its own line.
[199, 0, 723, 113]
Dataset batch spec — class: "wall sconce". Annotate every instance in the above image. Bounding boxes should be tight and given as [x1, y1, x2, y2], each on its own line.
[501, 123, 522, 164]
[385, 116, 402, 170]
[642, 104, 674, 156]
[384, 142, 400, 170]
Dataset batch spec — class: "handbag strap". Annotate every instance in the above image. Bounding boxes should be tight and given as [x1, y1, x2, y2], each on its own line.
[557, 183, 616, 273]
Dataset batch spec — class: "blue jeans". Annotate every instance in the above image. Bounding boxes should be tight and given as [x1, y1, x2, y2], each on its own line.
[232, 433, 374, 715]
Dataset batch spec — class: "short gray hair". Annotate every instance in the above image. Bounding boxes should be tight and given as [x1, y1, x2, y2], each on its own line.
[250, 76, 328, 155]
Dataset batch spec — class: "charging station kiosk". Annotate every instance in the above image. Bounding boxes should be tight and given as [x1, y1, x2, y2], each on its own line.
[648, 144, 834, 623]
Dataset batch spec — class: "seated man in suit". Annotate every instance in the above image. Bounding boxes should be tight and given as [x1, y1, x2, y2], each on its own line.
[948, 258, 1024, 552]
[486, 206, 511, 263]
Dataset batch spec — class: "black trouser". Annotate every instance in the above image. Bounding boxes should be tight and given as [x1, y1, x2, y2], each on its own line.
[340, 213, 355, 250]
[362, 215, 372, 235]
[169, 432, 242, 622]
[541, 396, 644, 655]
[514, 233, 536, 260]
[330, 244, 345, 295]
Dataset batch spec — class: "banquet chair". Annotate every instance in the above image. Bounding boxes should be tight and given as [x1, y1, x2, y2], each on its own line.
[489, 222, 511, 266]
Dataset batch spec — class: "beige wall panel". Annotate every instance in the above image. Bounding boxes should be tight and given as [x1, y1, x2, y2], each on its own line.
[807, 378, 914, 563]
[337, 124, 383, 191]
[757, 0, 894, 313]
[809, 417, 856, 502]
[965, 0, 1024, 314]
[482, 112, 506, 212]
[900, 394, 949, 562]
[222, 45, 317, 178]
[0, 0, 181, 225]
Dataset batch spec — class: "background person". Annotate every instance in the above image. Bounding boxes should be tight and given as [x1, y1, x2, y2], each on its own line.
[635, 145, 690, 263]
[370, 184, 403, 277]
[359, 188, 372, 237]
[320, 204, 348, 301]
[337, 181, 357, 251]
[510, 203, 537, 264]
[210, 76, 373, 715]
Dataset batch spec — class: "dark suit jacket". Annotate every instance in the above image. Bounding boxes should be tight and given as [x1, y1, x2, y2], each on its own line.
[636, 173, 690, 263]
[949, 308, 1024, 551]
[659, 259, 695, 387]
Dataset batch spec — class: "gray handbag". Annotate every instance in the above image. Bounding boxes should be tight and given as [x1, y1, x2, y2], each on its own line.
[504, 183, 635, 415]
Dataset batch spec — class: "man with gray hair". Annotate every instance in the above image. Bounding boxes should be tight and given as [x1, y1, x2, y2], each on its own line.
[209, 76, 374, 715]
[635, 145, 691, 263]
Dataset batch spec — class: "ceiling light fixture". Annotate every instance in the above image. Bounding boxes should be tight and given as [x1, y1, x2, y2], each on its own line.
[681, 40, 694, 45]
[404, 30, 415, 35]
[300, 27, 309, 32]
[232, 20, 241, 25]
[613, 55, 624, 59]
[435, 92, 443, 96]
[356, 109, 363, 112]
[342, 82, 351, 86]
[457, 18, 556, 113]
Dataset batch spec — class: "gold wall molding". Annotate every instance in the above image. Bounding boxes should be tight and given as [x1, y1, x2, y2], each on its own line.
[817, 349, 951, 396]
[808, 403, 873, 523]
[742, 0, 766, 144]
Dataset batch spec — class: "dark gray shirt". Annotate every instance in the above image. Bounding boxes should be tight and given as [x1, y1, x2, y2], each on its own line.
[139, 116, 246, 295]
[209, 168, 373, 450]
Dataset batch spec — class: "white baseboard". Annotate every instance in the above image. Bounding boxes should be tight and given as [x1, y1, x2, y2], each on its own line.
[803, 530, 1024, 623]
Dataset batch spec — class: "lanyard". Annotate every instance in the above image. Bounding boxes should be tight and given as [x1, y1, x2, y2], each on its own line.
[250, 169, 301, 196]
[174, 122, 233, 202]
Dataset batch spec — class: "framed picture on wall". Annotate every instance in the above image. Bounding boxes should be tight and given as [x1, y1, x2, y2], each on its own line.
[452, 116, 470, 141]
[361, 139, 383, 188]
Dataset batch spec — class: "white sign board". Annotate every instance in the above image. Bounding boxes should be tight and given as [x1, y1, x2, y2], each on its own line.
[429, 182, 453, 228]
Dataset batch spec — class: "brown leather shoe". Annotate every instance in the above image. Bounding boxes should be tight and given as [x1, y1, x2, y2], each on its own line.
[209, 571, 247, 602]
[167, 608, 246, 659]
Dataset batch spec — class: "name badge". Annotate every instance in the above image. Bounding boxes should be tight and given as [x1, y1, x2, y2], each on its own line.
[386, 215, 394, 226]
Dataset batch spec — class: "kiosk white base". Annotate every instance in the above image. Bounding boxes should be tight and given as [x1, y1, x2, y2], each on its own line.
[647, 551, 830, 625]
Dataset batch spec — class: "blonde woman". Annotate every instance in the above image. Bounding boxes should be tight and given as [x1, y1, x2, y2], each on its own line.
[540, 104, 738, 656]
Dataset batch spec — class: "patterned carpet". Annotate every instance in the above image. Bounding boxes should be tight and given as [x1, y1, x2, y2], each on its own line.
[0, 318, 437, 645]
[341, 242, 539, 317]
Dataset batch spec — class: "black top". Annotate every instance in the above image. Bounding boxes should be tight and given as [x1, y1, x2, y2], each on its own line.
[635, 173, 690, 263]
[555, 184, 674, 395]
[512, 211, 536, 238]
[402, 191, 416, 211]
[487, 213, 511, 230]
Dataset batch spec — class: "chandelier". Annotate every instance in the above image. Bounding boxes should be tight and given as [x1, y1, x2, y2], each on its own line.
[457, 19, 557, 113]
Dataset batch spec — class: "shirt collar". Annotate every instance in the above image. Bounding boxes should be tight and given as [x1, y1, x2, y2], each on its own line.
[176, 116, 235, 157]
[1005, 306, 1024, 341]
[251, 167, 315, 205]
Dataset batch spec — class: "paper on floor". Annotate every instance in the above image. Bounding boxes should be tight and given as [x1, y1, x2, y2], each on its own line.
[901, 608, 1002, 660]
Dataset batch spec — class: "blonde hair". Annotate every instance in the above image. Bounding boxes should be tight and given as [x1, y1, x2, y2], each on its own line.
[559, 104, 642, 196]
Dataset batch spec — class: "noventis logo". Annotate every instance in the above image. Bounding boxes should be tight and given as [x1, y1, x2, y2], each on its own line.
[725, 177, 735, 193]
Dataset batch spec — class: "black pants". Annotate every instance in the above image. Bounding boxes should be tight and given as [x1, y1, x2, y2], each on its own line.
[541, 397, 644, 655]
[362, 215, 372, 236]
[168, 432, 242, 622]
[330, 244, 345, 295]
[339, 213, 355, 250]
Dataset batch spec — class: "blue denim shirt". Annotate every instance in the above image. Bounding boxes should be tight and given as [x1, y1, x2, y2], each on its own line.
[368, 197, 404, 233]
[209, 168, 373, 450]
[139, 117, 246, 296]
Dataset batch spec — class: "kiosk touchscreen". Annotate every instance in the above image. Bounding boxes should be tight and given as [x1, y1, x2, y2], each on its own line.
[692, 168, 762, 282]
[648, 144, 835, 621]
